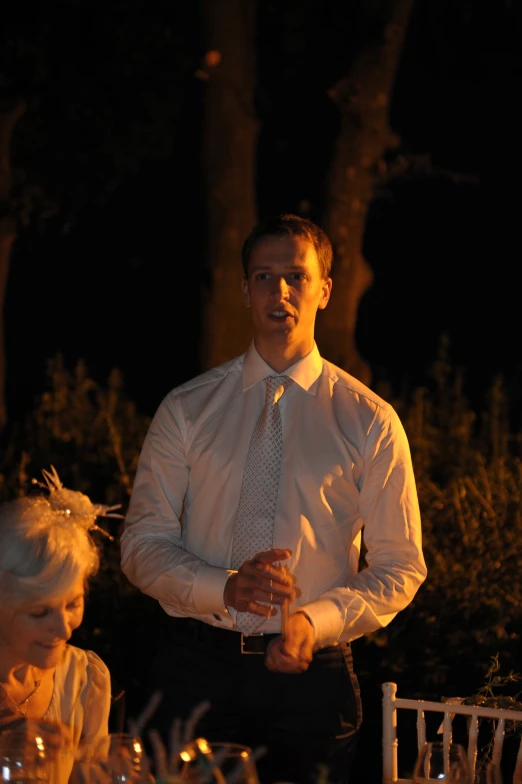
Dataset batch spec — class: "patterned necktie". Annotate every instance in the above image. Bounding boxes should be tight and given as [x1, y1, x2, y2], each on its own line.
[231, 374, 292, 635]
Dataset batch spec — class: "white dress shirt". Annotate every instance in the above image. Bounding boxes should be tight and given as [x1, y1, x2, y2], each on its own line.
[120, 342, 427, 647]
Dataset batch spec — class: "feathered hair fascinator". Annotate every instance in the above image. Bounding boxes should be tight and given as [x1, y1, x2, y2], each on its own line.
[31, 465, 124, 541]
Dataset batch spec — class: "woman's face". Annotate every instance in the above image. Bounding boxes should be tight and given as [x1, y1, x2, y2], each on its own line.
[0, 577, 85, 670]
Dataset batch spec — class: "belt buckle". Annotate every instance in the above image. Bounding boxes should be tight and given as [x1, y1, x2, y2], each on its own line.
[240, 633, 264, 654]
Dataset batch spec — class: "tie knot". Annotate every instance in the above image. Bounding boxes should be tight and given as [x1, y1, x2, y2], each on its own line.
[265, 375, 292, 404]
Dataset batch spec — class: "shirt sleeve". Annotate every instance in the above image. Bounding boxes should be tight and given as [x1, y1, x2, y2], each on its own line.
[300, 406, 427, 647]
[120, 394, 232, 618]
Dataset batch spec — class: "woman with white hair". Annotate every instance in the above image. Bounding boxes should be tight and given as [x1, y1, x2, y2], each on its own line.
[0, 466, 122, 781]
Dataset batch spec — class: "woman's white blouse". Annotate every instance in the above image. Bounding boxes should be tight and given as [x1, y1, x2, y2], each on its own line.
[45, 645, 111, 783]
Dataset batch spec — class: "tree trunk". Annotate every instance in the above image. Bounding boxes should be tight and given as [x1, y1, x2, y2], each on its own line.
[317, 0, 415, 386]
[199, 0, 258, 370]
[0, 100, 26, 432]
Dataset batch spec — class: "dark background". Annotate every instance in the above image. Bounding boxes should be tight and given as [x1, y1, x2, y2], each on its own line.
[2, 0, 498, 429]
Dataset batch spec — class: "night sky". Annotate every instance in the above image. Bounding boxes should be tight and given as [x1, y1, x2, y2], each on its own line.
[3, 0, 500, 425]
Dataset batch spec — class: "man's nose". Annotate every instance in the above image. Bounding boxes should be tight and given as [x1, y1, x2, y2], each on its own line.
[271, 277, 289, 298]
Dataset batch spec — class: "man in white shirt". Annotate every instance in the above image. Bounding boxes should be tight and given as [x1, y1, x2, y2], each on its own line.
[120, 214, 427, 784]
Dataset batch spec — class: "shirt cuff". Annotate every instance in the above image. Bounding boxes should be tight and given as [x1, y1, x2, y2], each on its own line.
[192, 564, 235, 615]
[294, 599, 344, 647]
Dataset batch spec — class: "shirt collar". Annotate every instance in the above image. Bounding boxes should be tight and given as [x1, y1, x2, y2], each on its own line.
[242, 341, 323, 394]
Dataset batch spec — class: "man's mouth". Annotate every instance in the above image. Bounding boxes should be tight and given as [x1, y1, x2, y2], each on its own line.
[36, 641, 63, 650]
[270, 310, 292, 320]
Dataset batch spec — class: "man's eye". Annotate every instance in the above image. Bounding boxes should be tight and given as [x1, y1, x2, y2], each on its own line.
[256, 273, 270, 280]
[29, 610, 48, 619]
[289, 273, 305, 281]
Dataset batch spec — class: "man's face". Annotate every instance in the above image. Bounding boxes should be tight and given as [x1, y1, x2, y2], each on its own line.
[242, 235, 332, 358]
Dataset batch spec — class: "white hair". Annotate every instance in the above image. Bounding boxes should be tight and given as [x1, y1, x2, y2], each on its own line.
[0, 495, 101, 609]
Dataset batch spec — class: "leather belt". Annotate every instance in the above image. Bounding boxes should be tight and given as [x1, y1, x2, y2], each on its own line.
[167, 617, 279, 655]
[240, 633, 276, 654]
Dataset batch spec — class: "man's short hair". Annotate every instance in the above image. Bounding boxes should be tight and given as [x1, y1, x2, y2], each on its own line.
[241, 214, 333, 280]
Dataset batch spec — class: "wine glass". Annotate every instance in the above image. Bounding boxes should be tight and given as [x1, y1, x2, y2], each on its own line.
[102, 733, 149, 772]
[75, 732, 151, 783]
[413, 741, 471, 783]
[179, 739, 260, 784]
[0, 721, 80, 783]
[0, 750, 49, 783]
[0, 729, 51, 783]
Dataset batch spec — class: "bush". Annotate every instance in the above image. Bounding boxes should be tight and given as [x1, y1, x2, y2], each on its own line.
[1, 341, 521, 714]
[357, 338, 522, 698]
[0, 353, 162, 716]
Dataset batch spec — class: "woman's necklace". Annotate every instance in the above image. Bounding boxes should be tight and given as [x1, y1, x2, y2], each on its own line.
[0, 667, 42, 717]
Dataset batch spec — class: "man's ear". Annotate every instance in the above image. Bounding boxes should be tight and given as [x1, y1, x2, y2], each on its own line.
[242, 277, 251, 308]
[318, 277, 332, 310]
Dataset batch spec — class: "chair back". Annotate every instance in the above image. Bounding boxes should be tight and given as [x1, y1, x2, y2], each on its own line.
[382, 681, 522, 783]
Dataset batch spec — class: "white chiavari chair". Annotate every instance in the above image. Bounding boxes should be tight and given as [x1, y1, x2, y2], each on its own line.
[382, 681, 522, 783]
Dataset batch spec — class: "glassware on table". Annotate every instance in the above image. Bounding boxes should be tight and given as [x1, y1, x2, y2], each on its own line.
[0, 750, 50, 783]
[0, 721, 79, 783]
[178, 739, 260, 784]
[0, 728, 51, 782]
[74, 732, 151, 783]
[101, 732, 149, 773]
[412, 741, 471, 783]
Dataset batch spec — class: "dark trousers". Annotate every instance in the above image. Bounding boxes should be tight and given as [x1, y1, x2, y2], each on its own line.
[148, 618, 362, 784]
